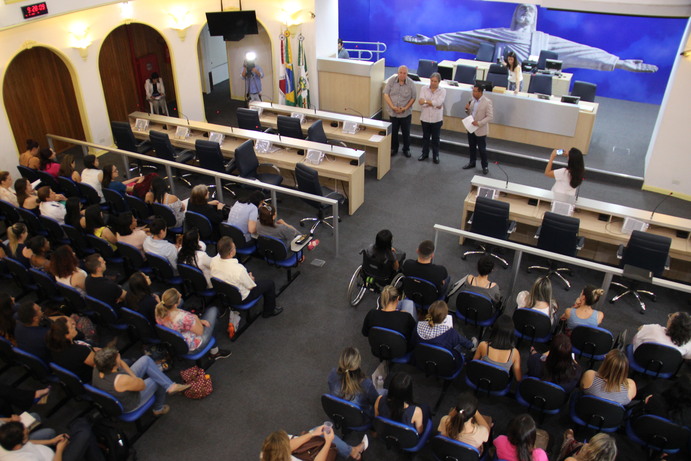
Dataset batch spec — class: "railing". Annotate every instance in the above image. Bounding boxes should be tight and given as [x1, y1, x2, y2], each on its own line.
[45, 134, 341, 255]
[343, 40, 387, 61]
[433, 224, 691, 309]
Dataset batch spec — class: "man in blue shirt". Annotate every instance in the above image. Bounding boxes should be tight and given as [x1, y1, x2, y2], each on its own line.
[242, 53, 264, 102]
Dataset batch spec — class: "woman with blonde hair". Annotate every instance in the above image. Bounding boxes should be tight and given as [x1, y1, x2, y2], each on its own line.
[413, 300, 475, 361]
[580, 349, 636, 405]
[559, 432, 617, 461]
[261, 426, 366, 461]
[154, 288, 229, 360]
[327, 347, 379, 415]
[560, 285, 604, 333]
[516, 276, 558, 324]
[438, 392, 490, 453]
[361, 285, 416, 342]
[6, 222, 28, 259]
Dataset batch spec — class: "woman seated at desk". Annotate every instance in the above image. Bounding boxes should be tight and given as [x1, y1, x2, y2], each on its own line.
[544, 147, 584, 197]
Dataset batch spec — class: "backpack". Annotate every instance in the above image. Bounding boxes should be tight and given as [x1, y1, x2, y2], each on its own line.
[92, 418, 134, 461]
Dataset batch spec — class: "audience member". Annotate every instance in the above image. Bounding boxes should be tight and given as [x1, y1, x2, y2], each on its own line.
[365, 229, 405, 274]
[261, 427, 367, 461]
[6, 223, 28, 260]
[633, 374, 691, 429]
[38, 148, 60, 178]
[154, 288, 230, 360]
[361, 285, 416, 342]
[49, 245, 86, 294]
[527, 334, 583, 393]
[402, 240, 449, 296]
[143, 217, 180, 271]
[493, 414, 548, 461]
[146, 177, 184, 228]
[101, 163, 150, 197]
[18, 139, 40, 169]
[83, 204, 117, 249]
[124, 272, 159, 325]
[25, 235, 51, 271]
[0, 171, 17, 206]
[14, 301, 50, 361]
[58, 154, 81, 182]
[226, 190, 263, 243]
[580, 349, 636, 405]
[114, 211, 148, 255]
[0, 384, 50, 422]
[631, 311, 691, 359]
[452, 254, 502, 305]
[92, 348, 189, 417]
[37, 186, 66, 224]
[0, 294, 17, 345]
[84, 254, 126, 308]
[81, 154, 104, 200]
[209, 236, 283, 319]
[559, 432, 617, 461]
[64, 197, 83, 229]
[327, 347, 379, 416]
[177, 229, 212, 288]
[438, 392, 490, 453]
[187, 184, 225, 230]
[14, 178, 38, 211]
[516, 277, 558, 324]
[256, 203, 300, 248]
[413, 300, 476, 362]
[374, 372, 427, 434]
[47, 317, 95, 383]
[560, 285, 604, 333]
[473, 315, 522, 381]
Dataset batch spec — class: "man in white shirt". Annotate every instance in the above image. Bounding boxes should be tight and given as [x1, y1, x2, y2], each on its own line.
[36, 186, 66, 224]
[210, 236, 282, 318]
[632, 311, 691, 359]
[143, 218, 180, 274]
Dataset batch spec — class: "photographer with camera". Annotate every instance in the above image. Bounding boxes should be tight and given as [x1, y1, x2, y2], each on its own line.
[241, 51, 264, 102]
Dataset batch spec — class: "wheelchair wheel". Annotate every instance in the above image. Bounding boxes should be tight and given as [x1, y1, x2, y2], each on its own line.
[347, 265, 367, 306]
[391, 273, 405, 290]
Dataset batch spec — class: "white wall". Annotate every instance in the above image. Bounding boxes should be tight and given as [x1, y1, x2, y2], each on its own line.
[643, 18, 691, 199]
[198, 24, 229, 94]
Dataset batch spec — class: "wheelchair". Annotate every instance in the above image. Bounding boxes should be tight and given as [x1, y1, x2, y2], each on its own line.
[347, 249, 404, 306]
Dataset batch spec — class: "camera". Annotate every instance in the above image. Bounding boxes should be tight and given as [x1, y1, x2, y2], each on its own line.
[245, 61, 255, 74]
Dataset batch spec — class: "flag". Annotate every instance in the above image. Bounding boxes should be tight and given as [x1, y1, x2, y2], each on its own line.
[296, 37, 310, 109]
[278, 31, 296, 106]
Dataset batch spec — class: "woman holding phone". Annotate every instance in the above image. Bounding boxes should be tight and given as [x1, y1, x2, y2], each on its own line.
[544, 147, 585, 197]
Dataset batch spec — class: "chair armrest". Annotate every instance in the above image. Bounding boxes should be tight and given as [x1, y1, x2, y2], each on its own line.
[616, 244, 624, 260]
[175, 150, 195, 164]
[576, 237, 585, 251]
[467, 212, 474, 226]
[257, 163, 282, 176]
[507, 220, 517, 234]
[324, 190, 345, 204]
[225, 159, 237, 174]
[665, 255, 670, 271]
[533, 226, 542, 240]
[263, 127, 276, 135]
[327, 140, 348, 148]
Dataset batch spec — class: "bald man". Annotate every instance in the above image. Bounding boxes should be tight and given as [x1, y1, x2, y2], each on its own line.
[383, 66, 417, 157]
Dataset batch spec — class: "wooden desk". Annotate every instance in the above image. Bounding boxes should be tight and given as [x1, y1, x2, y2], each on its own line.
[462, 176, 691, 283]
[249, 102, 393, 180]
[128, 112, 365, 215]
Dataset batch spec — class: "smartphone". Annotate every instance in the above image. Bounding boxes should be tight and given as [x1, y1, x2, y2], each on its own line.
[556, 149, 564, 156]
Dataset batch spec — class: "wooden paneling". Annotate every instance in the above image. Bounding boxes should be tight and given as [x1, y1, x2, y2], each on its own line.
[99, 23, 176, 123]
[2, 47, 85, 153]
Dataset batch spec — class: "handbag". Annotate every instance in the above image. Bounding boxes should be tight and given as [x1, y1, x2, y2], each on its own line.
[179, 366, 213, 399]
[291, 436, 337, 461]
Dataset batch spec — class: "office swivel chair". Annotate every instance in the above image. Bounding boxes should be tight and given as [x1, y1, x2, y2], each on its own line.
[610, 230, 671, 313]
[277, 115, 306, 140]
[416, 59, 438, 78]
[486, 64, 509, 89]
[149, 130, 194, 188]
[571, 81, 597, 102]
[528, 73, 553, 95]
[475, 42, 495, 62]
[306, 120, 347, 147]
[233, 140, 283, 187]
[294, 162, 344, 235]
[110, 121, 156, 175]
[236, 107, 273, 133]
[462, 197, 516, 267]
[527, 212, 584, 290]
[454, 64, 477, 85]
[537, 50, 559, 70]
[194, 139, 235, 198]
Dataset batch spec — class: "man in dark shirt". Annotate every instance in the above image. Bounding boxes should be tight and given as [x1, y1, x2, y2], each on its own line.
[84, 254, 126, 309]
[401, 240, 450, 296]
[14, 301, 50, 361]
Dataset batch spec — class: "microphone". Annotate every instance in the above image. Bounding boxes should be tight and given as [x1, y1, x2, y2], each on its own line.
[493, 161, 509, 189]
[262, 97, 274, 108]
[310, 104, 318, 115]
[650, 192, 673, 220]
[178, 111, 190, 125]
[344, 107, 364, 124]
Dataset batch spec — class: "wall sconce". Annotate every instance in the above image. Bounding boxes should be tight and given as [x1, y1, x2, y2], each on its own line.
[169, 8, 191, 41]
[120, 2, 134, 23]
[680, 50, 691, 57]
[279, 8, 315, 35]
[69, 25, 92, 60]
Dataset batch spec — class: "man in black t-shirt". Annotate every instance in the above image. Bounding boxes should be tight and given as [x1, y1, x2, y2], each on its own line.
[14, 301, 50, 361]
[84, 254, 126, 309]
[401, 240, 450, 296]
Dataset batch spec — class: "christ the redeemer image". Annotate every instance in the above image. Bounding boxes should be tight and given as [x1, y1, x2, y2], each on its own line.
[403, 3, 657, 73]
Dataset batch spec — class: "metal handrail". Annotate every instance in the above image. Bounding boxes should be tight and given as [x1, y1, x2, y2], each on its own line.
[343, 40, 387, 61]
[432, 224, 691, 308]
[45, 134, 340, 255]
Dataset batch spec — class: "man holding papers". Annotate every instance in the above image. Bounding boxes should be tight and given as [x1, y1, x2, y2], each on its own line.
[463, 85, 494, 175]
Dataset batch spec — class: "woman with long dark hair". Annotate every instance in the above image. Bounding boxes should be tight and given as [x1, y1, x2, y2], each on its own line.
[146, 176, 184, 227]
[80, 154, 104, 200]
[527, 333, 582, 393]
[493, 413, 548, 461]
[83, 204, 117, 248]
[365, 229, 405, 273]
[101, 163, 151, 198]
[49, 245, 87, 294]
[0, 293, 17, 344]
[545, 147, 585, 197]
[114, 211, 147, 254]
[14, 178, 38, 211]
[374, 372, 426, 434]
[124, 272, 159, 324]
[327, 347, 379, 415]
[64, 197, 83, 229]
[177, 228, 212, 288]
[438, 392, 490, 452]
[505, 50, 523, 92]
[256, 203, 300, 247]
[473, 314, 522, 380]
[46, 317, 95, 383]
[38, 148, 60, 178]
[58, 154, 81, 182]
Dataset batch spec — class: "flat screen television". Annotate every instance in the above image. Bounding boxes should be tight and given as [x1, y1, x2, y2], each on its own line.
[475, 79, 493, 92]
[206, 11, 258, 41]
[545, 59, 563, 72]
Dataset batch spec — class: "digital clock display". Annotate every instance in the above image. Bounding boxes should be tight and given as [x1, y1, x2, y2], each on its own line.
[22, 2, 49, 20]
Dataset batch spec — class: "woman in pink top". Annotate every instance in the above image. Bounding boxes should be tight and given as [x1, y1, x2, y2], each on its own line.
[493, 414, 548, 461]
[38, 148, 61, 178]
